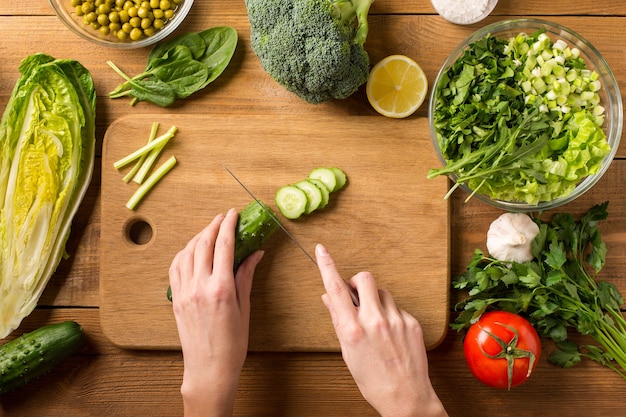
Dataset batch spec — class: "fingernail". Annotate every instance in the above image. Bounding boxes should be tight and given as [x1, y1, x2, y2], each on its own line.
[315, 244, 328, 256]
[227, 208, 237, 216]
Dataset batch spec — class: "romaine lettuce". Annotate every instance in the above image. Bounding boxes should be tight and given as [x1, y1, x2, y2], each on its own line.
[0, 53, 96, 338]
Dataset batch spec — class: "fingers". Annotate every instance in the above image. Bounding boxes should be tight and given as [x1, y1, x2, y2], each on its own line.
[234, 249, 264, 309]
[169, 211, 235, 302]
[212, 208, 238, 279]
[316, 244, 356, 319]
[348, 272, 378, 310]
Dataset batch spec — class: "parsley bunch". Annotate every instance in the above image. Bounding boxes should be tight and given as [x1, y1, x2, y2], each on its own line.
[452, 202, 626, 379]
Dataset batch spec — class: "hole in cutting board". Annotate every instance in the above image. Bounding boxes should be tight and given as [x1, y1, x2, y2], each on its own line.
[125, 218, 154, 245]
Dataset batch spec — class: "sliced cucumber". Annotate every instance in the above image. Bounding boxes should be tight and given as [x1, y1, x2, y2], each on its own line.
[275, 185, 308, 219]
[295, 180, 323, 214]
[330, 167, 347, 191]
[308, 167, 337, 192]
[307, 178, 330, 209]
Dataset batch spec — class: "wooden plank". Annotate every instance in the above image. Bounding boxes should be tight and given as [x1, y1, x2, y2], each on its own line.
[3, 0, 626, 17]
[2, 308, 626, 417]
[1, 15, 625, 158]
[99, 114, 450, 351]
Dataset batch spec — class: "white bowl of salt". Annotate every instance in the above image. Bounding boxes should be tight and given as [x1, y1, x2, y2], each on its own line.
[430, 0, 498, 25]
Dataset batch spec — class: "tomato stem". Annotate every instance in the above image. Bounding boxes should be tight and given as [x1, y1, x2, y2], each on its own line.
[478, 321, 537, 390]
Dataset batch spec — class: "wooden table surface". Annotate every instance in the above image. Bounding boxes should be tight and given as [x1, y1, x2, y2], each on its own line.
[1, 1, 625, 415]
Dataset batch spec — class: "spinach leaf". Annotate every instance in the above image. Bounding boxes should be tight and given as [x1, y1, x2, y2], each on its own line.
[108, 26, 238, 107]
[197, 27, 238, 85]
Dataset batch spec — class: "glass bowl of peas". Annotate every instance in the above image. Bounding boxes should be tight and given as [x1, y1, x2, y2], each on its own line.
[428, 18, 622, 212]
[49, 0, 193, 48]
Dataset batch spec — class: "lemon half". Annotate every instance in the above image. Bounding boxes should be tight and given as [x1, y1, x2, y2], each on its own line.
[366, 55, 428, 119]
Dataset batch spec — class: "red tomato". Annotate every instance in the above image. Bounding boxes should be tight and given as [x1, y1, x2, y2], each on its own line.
[464, 311, 541, 390]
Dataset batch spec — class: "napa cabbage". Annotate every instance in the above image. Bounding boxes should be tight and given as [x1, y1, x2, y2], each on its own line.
[0, 53, 96, 338]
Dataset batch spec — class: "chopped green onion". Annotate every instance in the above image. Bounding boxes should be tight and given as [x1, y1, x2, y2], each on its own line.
[126, 155, 177, 210]
[123, 122, 160, 183]
[113, 125, 177, 170]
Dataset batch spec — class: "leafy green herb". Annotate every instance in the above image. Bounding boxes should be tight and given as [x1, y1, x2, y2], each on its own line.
[108, 26, 238, 107]
[428, 30, 610, 204]
[452, 202, 626, 379]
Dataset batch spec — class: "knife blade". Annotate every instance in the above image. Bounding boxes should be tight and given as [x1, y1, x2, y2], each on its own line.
[223, 165, 359, 306]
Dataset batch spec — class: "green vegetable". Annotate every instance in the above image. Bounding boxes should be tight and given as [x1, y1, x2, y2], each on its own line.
[275, 167, 347, 219]
[126, 155, 177, 210]
[167, 200, 280, 301]
[275, 185, 309, 219]
[108, 26, 238, 107]
[452, 202, 626, 379]
[245, 0, 373, 104]
[428, 30, 610, 204]
[0, 54, 96, 338]
[233, 201, 281, 267]
[0, 321, 86, 394]
[113, 124, 178, 210]
[295, 180, 324, 214]
[73, 0, 183, 42]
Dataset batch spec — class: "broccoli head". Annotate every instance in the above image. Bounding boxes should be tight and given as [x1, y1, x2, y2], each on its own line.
[245, 0, 374, 104]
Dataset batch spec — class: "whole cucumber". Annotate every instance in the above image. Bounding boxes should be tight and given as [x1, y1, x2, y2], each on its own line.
[0, 320, 86, 394]
[233, 200, 280, 267]
[167, 201, 280, 301]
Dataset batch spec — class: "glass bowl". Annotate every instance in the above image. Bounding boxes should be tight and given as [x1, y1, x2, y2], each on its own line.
[428, 18, 622, 212]
[48, 0, 194, 49]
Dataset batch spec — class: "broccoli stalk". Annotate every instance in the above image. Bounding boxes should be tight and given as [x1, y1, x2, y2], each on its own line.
[246, 0, 375, 104]
[331, 0, 373, 46]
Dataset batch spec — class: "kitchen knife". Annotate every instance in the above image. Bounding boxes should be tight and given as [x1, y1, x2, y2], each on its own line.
[224, 165, 360, 306]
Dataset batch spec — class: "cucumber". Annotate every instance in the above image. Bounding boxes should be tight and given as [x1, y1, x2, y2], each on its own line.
[167, 200, 280, 301]
[275, 185, 308, 219]
[234, 200, 281, 267]
[307, 178, 330, 209]
[308, 167, 337, 192]
[274, 167, 348, 220]
[330, 167, 347, 190]
[295, 180, 323, 214]
[0, 321, 85, 394]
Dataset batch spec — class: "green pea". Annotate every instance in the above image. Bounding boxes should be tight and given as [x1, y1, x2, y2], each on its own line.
[118, 10, 130, 22]
[109, 11, 120, 23]
[81, 2, 95, 13]
[97, 13, 109, 25]
[129, 27, 143, 40]
[97, 3, 110, 14]
[141, 17, 153, 29]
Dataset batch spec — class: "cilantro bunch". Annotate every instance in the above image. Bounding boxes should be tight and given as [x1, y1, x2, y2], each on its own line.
[452, 202, 626, 379]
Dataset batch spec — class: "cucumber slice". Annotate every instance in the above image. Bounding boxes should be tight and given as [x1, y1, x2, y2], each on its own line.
[307, 178, 330, 208]
[275, 185, 308, 219]
[308, 167, 337, 192]
[330, 167, 347, 191]
[295, 180, 323, 214]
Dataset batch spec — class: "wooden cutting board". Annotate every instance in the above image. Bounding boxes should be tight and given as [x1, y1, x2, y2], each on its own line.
[100, 114, 450, 351]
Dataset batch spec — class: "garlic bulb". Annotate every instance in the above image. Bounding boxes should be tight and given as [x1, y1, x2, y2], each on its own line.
[486, 213, 540, 263]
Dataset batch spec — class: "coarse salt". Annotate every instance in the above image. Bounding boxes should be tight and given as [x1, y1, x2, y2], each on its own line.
[430, 0, 498, 25]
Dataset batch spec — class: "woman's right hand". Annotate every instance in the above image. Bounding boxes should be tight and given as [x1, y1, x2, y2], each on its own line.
[315, 244, 448, 417]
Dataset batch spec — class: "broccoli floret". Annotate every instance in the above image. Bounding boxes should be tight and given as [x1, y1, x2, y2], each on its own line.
[246, 0, 374, 104]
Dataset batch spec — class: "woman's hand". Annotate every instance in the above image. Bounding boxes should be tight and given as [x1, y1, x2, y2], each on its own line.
[169, 209, 264, 417]
[315, 244, 448, 417]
